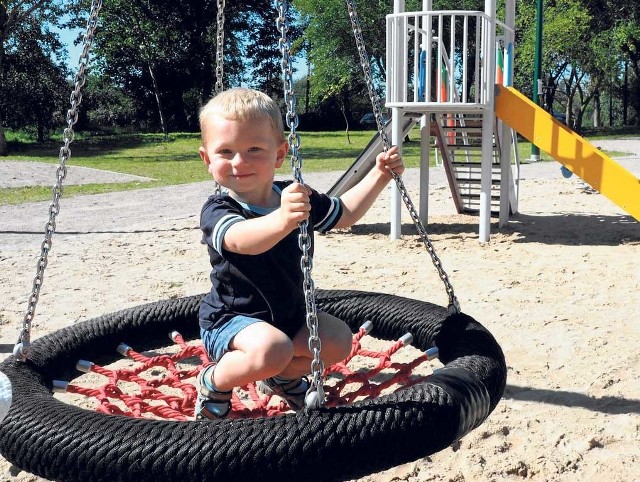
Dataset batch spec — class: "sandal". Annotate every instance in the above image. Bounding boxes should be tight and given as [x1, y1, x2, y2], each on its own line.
[256, 376, 309, 411]
[194, 364, 232, 420]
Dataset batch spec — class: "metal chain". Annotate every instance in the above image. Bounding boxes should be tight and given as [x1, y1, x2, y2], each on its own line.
[345, 0, 460, 314]
[345, 2, 390, 148]
[211, 0, 225, 196]
[276, 0, 325, 409]
[13, 0, 103, 362]
[215, 0, 225, 94]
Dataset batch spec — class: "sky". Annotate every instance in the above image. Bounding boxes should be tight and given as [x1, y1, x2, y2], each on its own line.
[54, 24, 307, 79]
[53, 24, 85, 71]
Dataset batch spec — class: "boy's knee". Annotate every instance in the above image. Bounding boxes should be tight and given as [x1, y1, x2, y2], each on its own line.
[234, 323, 294, 371]
[336, 331, 353, 361]
[255, 336, 294, 371]
[323, 323, 353, 364]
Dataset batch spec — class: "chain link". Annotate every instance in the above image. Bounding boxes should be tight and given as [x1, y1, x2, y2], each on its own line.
[13, 0, 103, 362]
[276, 0, 325, 408]
[345, 0, 460, 314]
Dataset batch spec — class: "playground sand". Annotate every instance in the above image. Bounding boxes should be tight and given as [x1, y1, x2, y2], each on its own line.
[1, 143, 639, 481]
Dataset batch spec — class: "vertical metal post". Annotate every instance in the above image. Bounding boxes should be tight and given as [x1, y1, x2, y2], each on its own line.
[418, 0, 432, 225]
[462, 15, 468, 102]
[390, 0, 405, 240]
[499, 0, 516, 226]
[530, 0, 543, 161]
[479, 0, 496, 243]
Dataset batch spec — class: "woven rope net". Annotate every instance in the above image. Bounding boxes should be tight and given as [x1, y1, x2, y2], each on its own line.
[54, 323, 441, 420]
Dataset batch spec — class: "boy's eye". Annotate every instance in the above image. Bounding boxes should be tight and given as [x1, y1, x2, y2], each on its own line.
[248, 146, 261, 152]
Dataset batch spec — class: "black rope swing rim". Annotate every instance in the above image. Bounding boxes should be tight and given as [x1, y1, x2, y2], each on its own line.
[0, 289, 506, 482]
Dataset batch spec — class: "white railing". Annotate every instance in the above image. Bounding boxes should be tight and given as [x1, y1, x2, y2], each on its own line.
[386, 10, 507, 110]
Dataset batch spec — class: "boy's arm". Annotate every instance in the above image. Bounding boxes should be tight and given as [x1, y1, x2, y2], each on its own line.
[334, 146, 404, 229]
[223, 183, 311, 255]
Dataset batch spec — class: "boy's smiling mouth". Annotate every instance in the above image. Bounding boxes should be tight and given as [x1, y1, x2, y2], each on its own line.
[231, 172, 253, 179]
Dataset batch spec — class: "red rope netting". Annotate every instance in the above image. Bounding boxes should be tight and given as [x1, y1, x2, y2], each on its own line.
[53, 322, 441, 421]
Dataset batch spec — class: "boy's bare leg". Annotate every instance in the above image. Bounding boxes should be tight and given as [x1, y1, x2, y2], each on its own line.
[207, 313, 352, 390]
[212, 322, 294, 391]
[282, 311, 352, 379]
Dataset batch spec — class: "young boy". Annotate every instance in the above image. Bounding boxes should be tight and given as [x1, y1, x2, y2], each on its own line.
[196, 87, 404, 419]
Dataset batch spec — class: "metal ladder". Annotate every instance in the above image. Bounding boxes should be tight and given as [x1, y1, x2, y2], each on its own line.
[434, 111, 506, 215]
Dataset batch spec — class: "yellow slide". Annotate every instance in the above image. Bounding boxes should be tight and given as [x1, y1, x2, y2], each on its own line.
[494, 84, 640, 221]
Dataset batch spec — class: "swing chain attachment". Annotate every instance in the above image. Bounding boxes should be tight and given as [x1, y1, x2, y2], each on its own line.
[276, 0, 325, 409]
[345, 0, 460, 315]
[13, 0, 103, 362]
[211, 0, 226, 197]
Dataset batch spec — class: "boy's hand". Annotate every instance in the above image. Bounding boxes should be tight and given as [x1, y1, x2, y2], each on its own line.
[278, 182, 311, 230]
[376, 145, 405, 178]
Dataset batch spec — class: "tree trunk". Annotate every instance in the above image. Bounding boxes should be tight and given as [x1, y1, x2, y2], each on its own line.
[574, 106, 584, 130]
[632, 61, 640, 125]
[340, 102, 351, 145]
[148, 61, 168, 138]
[305, 55, 310, 114]
[0, 124, 7, 156]
[37, 120, 45, 143]
[563, 72, 576, 129]
[544, 74, 557, 112]
[0, 6, 7, 155]
[565, 91, 574, 130]
[573, 83, 586, 131]
[592, 91, 601, 127]
[623, 60, 628, 125]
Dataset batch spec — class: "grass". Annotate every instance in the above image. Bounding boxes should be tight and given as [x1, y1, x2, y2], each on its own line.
[2, 133, 207, 205]
[0, 126, 632, 205]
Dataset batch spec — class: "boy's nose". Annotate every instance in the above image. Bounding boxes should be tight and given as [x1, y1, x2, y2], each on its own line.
[231, 153, 245, 166]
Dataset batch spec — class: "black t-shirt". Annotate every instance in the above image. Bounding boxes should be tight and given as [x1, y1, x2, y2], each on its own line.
[199, 181, 343, 339]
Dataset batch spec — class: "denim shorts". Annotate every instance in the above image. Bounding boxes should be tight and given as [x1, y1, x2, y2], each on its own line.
[201, 315, 262, 362]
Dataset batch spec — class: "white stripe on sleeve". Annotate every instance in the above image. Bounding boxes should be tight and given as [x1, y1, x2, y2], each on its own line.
[315, 197, 342, 233]
[212, 214, 244, 253]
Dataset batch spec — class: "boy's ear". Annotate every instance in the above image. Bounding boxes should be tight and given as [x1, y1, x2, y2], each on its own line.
[274, 140, 289, 168]
[199, 146, 210, 166]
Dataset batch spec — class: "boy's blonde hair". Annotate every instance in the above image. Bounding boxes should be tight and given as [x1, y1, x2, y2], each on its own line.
[199, 88, 285, 143]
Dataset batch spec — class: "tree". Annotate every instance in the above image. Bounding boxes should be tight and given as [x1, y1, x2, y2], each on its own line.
[79, 73, 137, 129]
[82, 0, 200, 136]
[0, 0, 68, 154]
[243, 2, 291, 98]
[2, 19, 69, 141]
[292, 0, 380, 131]
[66, 0, 283, 133]
[515, 0, 590, 128]
[612, 3, 640, 125]
[514, 0, 639, 129]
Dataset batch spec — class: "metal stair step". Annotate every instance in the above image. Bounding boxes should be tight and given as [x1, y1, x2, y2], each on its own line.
[460, 193, 501, 200]
[447, 144, 485, 150]
[441, 126, 484, 134]
[434, 109, 515, 218]
[451, 161, 501, 169]
[461, 207, 501, 216]
[449, 119, 483, 128]
[455, 178, 502, 185]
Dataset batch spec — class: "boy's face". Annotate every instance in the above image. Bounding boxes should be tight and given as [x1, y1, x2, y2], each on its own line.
[199, 114, 288, 202]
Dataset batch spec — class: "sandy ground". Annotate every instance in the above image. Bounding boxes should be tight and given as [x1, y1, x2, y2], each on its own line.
[0, 139, 639, 481]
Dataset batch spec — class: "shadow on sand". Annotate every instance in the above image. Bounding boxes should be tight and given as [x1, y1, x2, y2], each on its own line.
[504, 383, 640, 415]
[343, 212, 639, 247]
